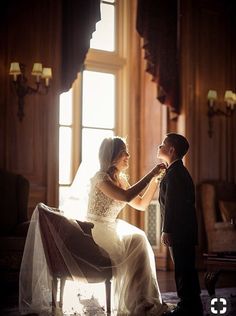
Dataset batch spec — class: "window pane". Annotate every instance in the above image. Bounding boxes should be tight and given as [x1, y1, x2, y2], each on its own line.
[90, 3, 115, 52]
[82, 128, 114, 172]
[59, 186, 71, 209]
[59, 127, 72, 184]
[82, 71, 115, 129]
[59, 90, 72, 125]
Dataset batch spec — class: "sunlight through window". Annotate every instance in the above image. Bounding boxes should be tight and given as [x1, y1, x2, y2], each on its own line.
[59, 89, 73, 207]
[81, 69, 115, 170]
[90, 2, 115, 52]
[59, 0, 126, 212]
[59, 90, 72, 125]
[82, 128, 114, 171]
[59, 127, 72, 184]
[82, 70, 115, 128]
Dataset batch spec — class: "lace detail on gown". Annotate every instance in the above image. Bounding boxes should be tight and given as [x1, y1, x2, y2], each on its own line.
[87, 171, 126, 221]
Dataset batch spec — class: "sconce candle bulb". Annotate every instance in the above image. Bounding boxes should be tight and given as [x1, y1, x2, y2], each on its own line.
[31, 63, 43, 83]
[42, 67, 52, 87]
[232, 93, 236, 110]
[224, 90, 233, 108]
[9, 62, 52, 121]
[207, 90, 217, 107]
[207, 89, 235, 137]
[9, 62, 21, 81]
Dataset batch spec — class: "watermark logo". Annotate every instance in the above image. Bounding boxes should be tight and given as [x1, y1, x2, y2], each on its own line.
[210, 297, 227, 315]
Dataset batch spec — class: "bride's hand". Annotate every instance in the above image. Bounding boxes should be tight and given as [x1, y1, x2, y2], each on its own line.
[152, 163, 166, 176]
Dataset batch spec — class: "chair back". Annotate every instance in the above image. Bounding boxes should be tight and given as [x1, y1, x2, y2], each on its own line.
[199, 181, 236, 253]
[200, 181, 236, 230]
[38, 203, 112, 282]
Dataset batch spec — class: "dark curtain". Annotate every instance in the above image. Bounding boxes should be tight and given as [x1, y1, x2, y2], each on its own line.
[136, 0, 179, 115]
[61, 0, 101, 92]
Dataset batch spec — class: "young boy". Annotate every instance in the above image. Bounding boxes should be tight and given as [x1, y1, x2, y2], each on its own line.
[158, 133, 203, 316]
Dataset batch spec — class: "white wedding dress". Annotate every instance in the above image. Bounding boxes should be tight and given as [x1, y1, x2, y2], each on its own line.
[86, 171, 167, 315]
[19, 170, 167, 316]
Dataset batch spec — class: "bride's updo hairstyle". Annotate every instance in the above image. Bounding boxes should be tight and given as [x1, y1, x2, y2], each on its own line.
[99, 136, 127, 183]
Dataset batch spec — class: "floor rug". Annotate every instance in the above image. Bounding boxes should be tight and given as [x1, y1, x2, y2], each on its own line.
[1, 287, 236, 316]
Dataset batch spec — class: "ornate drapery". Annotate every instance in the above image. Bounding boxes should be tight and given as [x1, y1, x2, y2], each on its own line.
[136, 0, 179, 116]
[61, 0, 101, 92]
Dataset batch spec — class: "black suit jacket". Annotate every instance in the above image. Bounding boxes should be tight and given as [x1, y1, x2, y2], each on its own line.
[159, 160, 198, 245]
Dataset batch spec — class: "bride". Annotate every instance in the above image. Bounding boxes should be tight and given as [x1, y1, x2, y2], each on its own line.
[85, 136, 167, 315]
[19, 136, 167, 316]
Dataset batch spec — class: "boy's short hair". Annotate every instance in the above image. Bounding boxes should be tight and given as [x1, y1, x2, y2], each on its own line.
[166, 133, 189, 158]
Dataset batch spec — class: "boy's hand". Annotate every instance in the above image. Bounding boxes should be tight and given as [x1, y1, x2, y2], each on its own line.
[161, 232, 172, 247]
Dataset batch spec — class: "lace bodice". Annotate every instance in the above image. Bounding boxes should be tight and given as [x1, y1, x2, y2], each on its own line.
[87, 171, 126, 221]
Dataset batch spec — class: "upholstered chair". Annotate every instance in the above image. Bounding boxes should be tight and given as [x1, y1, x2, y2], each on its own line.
[0, 169, 30, 289]
[37, 203, 112, 314]
[199, 181, 236, 253]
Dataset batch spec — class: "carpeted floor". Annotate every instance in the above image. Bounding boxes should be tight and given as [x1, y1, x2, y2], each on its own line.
[162, 287, 236, 316]
[1, 287, 236, 316]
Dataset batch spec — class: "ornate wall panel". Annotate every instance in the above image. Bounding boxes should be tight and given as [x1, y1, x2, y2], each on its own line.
[0, 0, 61, 212]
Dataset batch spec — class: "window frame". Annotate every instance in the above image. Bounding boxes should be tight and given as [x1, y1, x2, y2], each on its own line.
[58, 0, 131, 205]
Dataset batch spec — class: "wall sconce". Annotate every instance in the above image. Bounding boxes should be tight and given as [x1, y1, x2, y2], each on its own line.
[207, 89, 236, 137]
[9, 62, 52, 121]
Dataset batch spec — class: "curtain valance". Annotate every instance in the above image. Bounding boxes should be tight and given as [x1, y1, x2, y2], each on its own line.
[136, 0, 179, 115]
[61, 0, 101, 92]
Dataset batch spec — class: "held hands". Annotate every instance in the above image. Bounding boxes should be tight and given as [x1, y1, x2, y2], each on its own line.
[161, 232, 172, 247]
